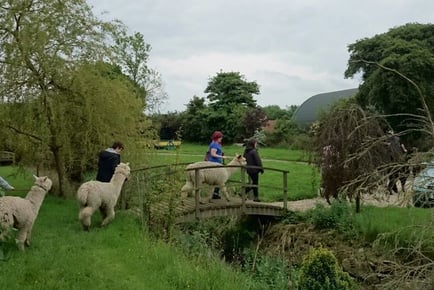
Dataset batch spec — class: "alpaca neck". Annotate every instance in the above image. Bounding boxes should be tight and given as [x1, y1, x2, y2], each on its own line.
[226, 161, 242, 175]
[110, 172, 127, 192]
[26, 187, 47, 213]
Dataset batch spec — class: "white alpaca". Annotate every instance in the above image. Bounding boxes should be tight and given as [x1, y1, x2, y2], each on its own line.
[181, 155, 246, 203]
[0, 175, 52, 251]
[77, 162, 130, 231]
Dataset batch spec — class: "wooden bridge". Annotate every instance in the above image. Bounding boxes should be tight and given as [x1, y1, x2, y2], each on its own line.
[131, 163, 290, 224]
[152, 196, 288, 223]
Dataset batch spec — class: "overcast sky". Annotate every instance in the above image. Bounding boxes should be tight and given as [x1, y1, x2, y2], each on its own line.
[88, 0, 434, 113]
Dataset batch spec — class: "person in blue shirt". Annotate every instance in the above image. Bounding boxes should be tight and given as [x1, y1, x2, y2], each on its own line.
[207, 131, 227, 199]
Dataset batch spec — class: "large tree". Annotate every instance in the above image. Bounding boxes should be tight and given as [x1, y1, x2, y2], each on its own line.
[205, 71, 259, 109]
[0, 0, 147, 195]
[345, 23, 434, 133]
[113, 31, 167, 114]
[202, 71, 261, 142]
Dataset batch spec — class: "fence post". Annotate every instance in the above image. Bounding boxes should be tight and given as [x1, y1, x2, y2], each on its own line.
[283, 171, 288, 211]
[194, 168, 200, 219]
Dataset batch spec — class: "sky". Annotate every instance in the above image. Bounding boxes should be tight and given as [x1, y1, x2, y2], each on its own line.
[88, 0, 434, 113]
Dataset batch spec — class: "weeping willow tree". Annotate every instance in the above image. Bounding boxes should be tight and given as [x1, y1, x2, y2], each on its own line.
[312, 99, 392, 211]
[0, 0, 152, 196]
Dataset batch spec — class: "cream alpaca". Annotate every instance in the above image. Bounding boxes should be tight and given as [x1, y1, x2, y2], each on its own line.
[77, 162, 130, 230]
[0, 175, 52, 251]
[181, 155, 246, 203]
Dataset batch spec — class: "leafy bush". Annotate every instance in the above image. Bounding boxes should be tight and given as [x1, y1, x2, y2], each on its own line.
[297, 247, 359, 290]
[308, 201, 358, 240]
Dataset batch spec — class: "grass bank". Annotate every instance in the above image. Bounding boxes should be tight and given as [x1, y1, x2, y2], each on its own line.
[0, 166, 268, 289]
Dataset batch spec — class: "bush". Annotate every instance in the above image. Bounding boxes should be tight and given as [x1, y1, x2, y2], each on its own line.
[308, 201, 359, 240]
[297, 247, 359, 290]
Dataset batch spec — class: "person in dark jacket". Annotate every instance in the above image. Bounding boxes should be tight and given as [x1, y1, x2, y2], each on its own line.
[243, 138, 264, 202]
[96, 141, 124, 182]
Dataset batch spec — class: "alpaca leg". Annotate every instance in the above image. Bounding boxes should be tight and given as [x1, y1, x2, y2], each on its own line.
[181, 182, 192, 198]
[208, 186, 216, 203]
[16, 228, 27, 251]
[25, 227, 33, 247]
[221, 186, 230, 202]
[79, 206, 96, 231]
[101, 208, 115, 227]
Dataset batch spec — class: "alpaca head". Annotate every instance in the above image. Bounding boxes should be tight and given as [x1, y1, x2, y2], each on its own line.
[115, 162, 131, 179]
[230, 154, 246, 166]
[32, 175, 53, 192]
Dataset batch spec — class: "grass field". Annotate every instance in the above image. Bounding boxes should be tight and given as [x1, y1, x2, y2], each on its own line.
[135, 143, 320, 201]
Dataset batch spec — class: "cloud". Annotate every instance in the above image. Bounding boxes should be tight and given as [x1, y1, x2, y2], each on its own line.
[89, 0, 434, 112]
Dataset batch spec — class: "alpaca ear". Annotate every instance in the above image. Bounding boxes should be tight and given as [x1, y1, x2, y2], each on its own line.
[126, 162, 130, 166]
[33, 174, 38, 180]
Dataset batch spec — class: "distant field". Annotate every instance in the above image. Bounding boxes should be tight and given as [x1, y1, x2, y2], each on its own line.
[137, 142, 320, 201]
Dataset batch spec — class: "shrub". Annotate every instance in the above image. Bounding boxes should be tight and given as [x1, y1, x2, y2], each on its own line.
[308, 201, 359, 241]
[297, 247, 359, 290]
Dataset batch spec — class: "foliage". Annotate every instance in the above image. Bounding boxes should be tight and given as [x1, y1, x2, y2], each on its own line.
[297, 247, 359, 290]
[262, 105, 297, 120]
[0, 0, 155, 195]
[308, 201, 358, 240]
[345, 23, 434, 134]
[180, 96, 209, 143]
[311, 99, 391, 204]
[265, 118, 302, 146]
[205, 71, 259, 109]
[113, 31, 167, 114]
[178, 71, 264, 143]
[242, 252, 292, 289]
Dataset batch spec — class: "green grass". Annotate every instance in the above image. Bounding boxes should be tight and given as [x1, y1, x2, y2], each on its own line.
[164, 142, 309, 162]
[353, 205, 434, 245]
[0, 168, 268, 290]
[137, 143, 320, 201]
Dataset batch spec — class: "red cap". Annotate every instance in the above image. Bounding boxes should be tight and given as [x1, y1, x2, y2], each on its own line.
[212, 131, 223, 141]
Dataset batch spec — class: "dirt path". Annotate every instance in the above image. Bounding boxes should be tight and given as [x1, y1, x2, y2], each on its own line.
[270, 191, 412, 212]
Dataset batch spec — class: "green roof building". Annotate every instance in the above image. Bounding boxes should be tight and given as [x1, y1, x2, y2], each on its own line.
[293, 88, 358, 129]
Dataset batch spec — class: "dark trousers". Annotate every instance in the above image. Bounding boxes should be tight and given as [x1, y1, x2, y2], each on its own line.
[246, 172, 259, 198]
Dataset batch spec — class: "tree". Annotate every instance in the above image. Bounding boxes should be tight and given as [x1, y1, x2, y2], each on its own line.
[0, 0, 146, 195]
[181, 96, 209, 143]
[241, 106, 267, 140]
[205, 71, 259, 109]
[262, 105, 297, 120]
[345, 23, 434, 133]
[113, 31, 167, 114]
[312, 99, 391, 211]
[202, 71, 261, 142]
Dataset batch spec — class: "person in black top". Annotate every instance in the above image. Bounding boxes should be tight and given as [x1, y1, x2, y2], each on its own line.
[243, 138, 264, 202]
[96, 141, 124, 182]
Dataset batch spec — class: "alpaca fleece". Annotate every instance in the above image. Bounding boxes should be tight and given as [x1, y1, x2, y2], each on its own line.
[181, 155, 245, 203]
[0, 176, 52, 251]
[77, 162, 130, 231]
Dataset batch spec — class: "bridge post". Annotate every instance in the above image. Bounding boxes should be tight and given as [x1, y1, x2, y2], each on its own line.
[194, 168, 200, 219]
[283, 171, 288, 211]
[240, 166, 247, 214]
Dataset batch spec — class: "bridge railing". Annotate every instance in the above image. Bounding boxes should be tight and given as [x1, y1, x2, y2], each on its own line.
[127, 163, 289, 222]
[185, 164, 289, 218]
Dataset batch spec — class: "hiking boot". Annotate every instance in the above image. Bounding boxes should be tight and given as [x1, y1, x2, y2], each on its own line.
[212, 194, 221, 199]
[253, 198, 261, 202]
